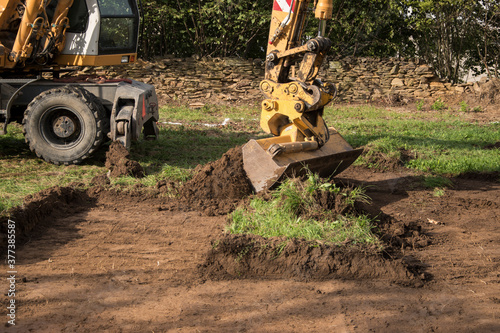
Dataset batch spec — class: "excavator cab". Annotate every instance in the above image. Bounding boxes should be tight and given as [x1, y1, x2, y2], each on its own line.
[58, 0, 140, 66]
[0, 0, 140, 68]
[0, 0, 159, 164]
[242, 0, 362, 192]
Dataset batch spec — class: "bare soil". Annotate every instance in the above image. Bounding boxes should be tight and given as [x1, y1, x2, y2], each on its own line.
[172, 146, 253, 216]
[1, 109, 499, 331]
[105, 141, 144, 178]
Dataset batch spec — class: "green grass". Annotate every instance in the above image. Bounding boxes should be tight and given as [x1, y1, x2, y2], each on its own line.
[326, 105, 500, 175]
[2, 103, 499, 215]
[422, 176, 453, 189]
[0, 123, 104, 214]
[228, 173, 381, 248]
[157, 104, 260, 125]
[0, 106, 261, 214]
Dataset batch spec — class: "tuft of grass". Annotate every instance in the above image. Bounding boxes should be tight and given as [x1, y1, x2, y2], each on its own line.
[228, 172, 381, 248]
[433, 188, 446, 197]
[431, 98, 446, 111]
[416, 100, 425, 111]
[422, 176, 452, 198]
[459, 101, 470, 113]
[422, 176, 453, 189]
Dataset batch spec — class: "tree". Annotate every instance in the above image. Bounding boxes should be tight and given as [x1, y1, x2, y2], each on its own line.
[470, 0, 500, 78]
[324, 0, 411, 58]
[398, 0, 500, 82]
[139, 0, 270, 59]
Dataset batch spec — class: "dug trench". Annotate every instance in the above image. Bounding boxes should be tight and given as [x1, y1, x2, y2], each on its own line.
[1, 146, 499, 331]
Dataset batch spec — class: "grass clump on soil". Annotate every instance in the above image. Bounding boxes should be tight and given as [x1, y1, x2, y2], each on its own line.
[228, 172, 381, 248]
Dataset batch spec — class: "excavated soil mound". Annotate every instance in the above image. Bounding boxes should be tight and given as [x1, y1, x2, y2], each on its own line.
[200, 234, 422, 285]
[198, 176, 428, 284]
[105, 141, 144, 178]
[0, 186, 94, 252]
[166, 146, 253, 215]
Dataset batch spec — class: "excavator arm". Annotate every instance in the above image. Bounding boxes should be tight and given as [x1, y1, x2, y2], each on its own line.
[242, 0, 363, 192]
[0, 0, 73, 68]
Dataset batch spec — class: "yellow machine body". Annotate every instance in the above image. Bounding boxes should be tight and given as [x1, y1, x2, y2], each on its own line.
[0, 0, 138, 70]
[0, 0, 159, 165]
[243, 0, 362, 192]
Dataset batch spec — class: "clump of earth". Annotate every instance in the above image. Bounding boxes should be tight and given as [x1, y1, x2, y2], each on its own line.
[105, 141, 144, 178]
[163, 146, 253, 215]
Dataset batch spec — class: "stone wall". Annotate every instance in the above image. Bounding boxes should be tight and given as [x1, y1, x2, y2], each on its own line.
[323, 57, 475, 103]
[78, 56, 486, 105]
[83, 56, 265, 105]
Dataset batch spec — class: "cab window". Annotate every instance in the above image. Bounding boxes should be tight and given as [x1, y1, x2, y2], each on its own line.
[67, 0, 89, 33]
[97, 0, 138, 54]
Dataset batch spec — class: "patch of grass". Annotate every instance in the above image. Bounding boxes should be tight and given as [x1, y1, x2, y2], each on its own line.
[431, 98, 446, 111]
[422, 176, 453, 189]
[0, 124, 105, 214]
[228, 173, 381, 248]
[327, 105, 500, 175]
[416, 100, 425, 111]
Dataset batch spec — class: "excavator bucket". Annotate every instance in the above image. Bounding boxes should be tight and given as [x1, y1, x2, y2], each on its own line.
[242, 129, 363, 192]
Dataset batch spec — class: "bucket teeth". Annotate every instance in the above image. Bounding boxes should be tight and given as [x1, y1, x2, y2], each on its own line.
[242, 129, 363, 192]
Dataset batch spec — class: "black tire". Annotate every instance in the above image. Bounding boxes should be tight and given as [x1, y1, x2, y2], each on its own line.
[23, 86, 106, 165]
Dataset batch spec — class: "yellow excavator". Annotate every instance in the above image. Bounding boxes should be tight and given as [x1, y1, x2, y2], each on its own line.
[0, 0, 360, 191]
[0, 0, 158, 164]
[243, 0, 362, 192]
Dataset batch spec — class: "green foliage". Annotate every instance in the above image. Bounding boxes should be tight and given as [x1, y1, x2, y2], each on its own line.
[137, 0, 500, 79]
[228, 173, 380, 247]
[416, 100, 425, 111]
[398, 0, 500, 82]
[431, 98, 446, 111]
[325, 0, 411, 57]
[459, 101, 469, 112]
[139, 0, 270, 59]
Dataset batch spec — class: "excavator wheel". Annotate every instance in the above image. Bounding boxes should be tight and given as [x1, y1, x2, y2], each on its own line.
[23, 86, 107, 165]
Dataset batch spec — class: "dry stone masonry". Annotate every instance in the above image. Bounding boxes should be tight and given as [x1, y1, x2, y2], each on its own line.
[73, 56, 494, 105]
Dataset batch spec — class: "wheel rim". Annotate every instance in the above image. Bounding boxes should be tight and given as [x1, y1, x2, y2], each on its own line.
[39, 106, 85, 149]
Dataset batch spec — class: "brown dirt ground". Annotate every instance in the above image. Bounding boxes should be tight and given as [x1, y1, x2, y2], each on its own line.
[1, 104, 499, 332]
[1, 166, 499, 332]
